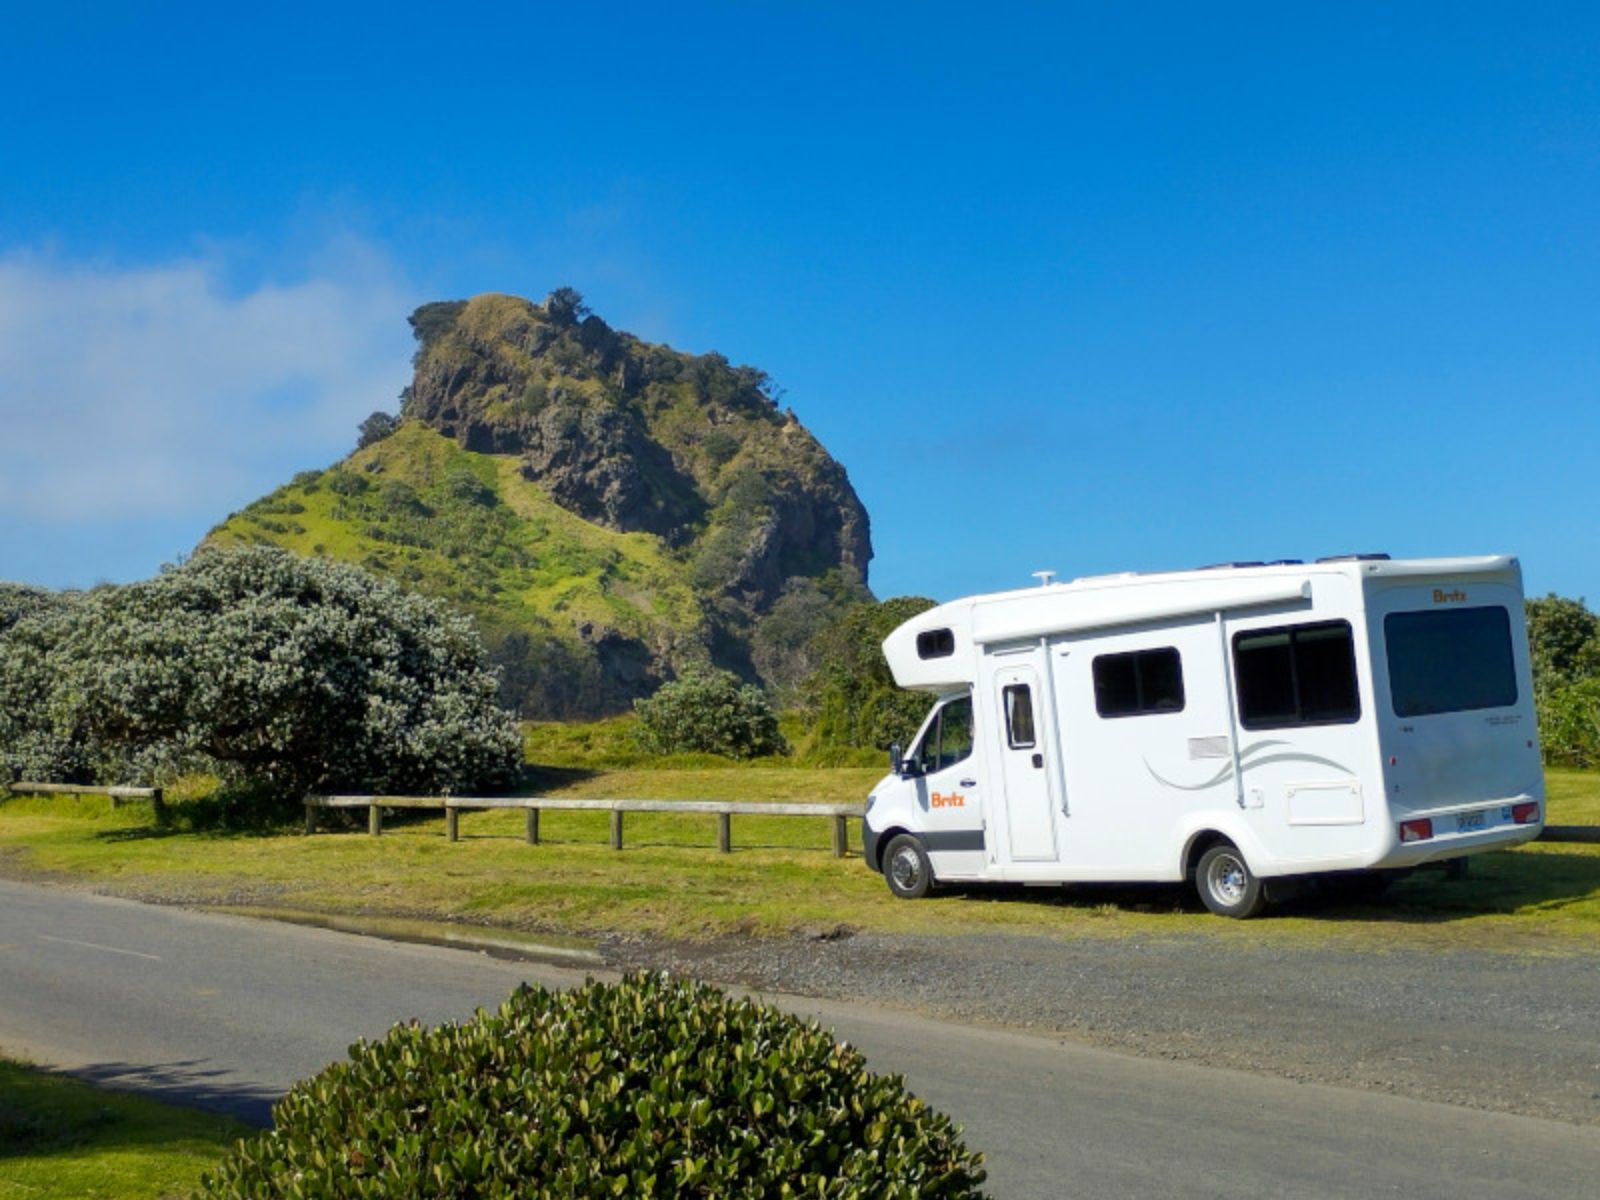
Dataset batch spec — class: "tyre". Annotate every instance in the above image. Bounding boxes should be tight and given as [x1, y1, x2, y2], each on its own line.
[883, 833, 934, 900]
[1195, 842, 1267, 918]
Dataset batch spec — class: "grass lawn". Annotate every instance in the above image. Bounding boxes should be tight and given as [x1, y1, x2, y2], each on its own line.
[0, 766, 1596, 955]
[0, 1056, 246, 1200]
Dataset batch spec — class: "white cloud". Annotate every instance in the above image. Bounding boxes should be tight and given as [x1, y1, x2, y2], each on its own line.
[0, 240, 415, 523]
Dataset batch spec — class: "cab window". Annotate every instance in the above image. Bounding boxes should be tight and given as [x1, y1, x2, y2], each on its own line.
[911, 695, 973, 773]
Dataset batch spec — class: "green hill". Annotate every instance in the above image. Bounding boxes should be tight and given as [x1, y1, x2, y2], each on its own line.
[207, 291, 872, 717]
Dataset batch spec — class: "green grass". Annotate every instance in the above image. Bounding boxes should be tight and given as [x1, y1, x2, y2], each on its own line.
[1, 768, 1597, 954]
[207, 423, 707, 669]
[0, 1056, 247, 1199]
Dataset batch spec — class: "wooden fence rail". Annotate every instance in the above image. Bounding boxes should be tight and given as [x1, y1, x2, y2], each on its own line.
[305, 794, 865, 857]
[2, 781, 163, 812]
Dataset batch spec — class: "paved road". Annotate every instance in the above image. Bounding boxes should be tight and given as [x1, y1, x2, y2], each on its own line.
[2, 880, 1597, 1199]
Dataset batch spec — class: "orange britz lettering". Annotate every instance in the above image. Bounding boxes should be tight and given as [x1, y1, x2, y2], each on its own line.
[1433, 588, 1467, 603]
[930, 791, 966, 808]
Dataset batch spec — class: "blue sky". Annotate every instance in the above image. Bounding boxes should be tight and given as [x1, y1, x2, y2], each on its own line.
[3, 3, 1598, 604]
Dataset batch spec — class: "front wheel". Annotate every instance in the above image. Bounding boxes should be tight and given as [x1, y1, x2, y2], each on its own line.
[883, 834, 934, 900]
[1196, 843, 1267, 918]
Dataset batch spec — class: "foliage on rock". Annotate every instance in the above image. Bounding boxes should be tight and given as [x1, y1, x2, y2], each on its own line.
[0, 547, 523, 803]
[196, 974, 987, 1199]
[633, 668, 787, 759]
[804, 597, 938, 751]
[209, 289, 873, 718]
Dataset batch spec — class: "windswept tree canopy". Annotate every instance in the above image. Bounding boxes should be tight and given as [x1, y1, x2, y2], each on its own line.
[0, 547, 523, 800]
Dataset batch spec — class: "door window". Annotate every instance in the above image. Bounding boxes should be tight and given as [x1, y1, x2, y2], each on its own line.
[911, 695, 973, 773]
[1002, 684, 1036, 748]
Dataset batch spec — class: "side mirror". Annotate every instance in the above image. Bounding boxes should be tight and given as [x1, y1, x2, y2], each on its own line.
[888, 742, 903, 774]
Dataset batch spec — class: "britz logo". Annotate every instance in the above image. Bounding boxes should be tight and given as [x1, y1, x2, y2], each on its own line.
[930, 791, 966, 808]
[1433, 588, 1467, 603]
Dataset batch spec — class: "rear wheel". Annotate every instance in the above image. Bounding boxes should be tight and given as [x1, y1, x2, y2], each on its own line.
[1196, 843, 1267, 918]
[883, 834, 933, 900]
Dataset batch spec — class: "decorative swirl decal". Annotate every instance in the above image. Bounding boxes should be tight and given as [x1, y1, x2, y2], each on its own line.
[1144, 740, 1354, 791]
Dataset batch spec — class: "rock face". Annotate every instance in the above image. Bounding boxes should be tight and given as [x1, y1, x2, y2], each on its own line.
[210, 291, 873, 718]
[403, 293, 872, 613]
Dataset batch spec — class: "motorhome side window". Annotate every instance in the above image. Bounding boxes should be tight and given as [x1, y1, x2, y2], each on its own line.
[1233, 620, 1360, 729]
[912, 695, 973, 772]
[1385, 606, 1517, 717]
[1093, 648, 1185, 718]
[916, 628, 955, 659]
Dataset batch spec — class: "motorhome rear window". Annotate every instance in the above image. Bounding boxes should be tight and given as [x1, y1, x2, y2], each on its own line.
[1093, 648, 1185, 718]
[1233, 621, 1360, 728]
[1385, 606, 1517, 717]
[916, 628, 955, 659]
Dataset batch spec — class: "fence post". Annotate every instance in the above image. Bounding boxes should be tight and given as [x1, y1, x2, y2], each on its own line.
[717, 812, 731, 853]
[610, 808, 624, 851]
[526, 807, 540, 845]
[304, 800, 317, 835]
[832, 815, 848, 858]
[369, 803, 382, 837]
[446, 805, 459, 843]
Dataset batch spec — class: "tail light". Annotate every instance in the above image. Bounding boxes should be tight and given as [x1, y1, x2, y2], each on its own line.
[1511, 802, 1539, 825]
[1399, 818, 1434, 843]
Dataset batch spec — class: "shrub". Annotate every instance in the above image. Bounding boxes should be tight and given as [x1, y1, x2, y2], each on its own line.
[1538, 677, 1600, 768]
[197, 974, 986, 1199]
[633, 668, 786, 759]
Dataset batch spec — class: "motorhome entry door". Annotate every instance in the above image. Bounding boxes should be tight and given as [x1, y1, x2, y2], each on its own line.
[995, 663, 1058, 861]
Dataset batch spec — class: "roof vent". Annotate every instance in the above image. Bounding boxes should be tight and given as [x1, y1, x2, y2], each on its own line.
[1031, 570, 1056, 587]
[1315, 553, 1391, 563]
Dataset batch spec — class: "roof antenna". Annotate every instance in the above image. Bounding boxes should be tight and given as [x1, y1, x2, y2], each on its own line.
[1031, 570, 1056, 587]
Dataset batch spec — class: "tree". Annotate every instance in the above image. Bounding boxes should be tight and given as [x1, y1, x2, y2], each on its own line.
[10, 547, 524, 802]
[405, 300, 468, 362]
[0, 593, 93, 783]
[633, 668, 786, 758]
[357, 410, 398, 449]
[544, 286, 590, 326]
[804, 597, 938, 751]
[1525, 594, 1600, 691]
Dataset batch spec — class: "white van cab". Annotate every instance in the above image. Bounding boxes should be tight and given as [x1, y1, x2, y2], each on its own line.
[861, 555, 1543, 917]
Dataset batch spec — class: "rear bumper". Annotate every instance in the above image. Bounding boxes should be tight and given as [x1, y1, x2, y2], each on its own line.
[1379, 795, 1543, 867]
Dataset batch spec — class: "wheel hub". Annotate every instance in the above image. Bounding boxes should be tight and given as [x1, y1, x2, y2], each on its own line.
[891, 848, 922, 890]
[1210, 856, 1246, 904]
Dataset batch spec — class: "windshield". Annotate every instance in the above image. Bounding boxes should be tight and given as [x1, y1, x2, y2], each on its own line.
[1385, 606, 1517, 717]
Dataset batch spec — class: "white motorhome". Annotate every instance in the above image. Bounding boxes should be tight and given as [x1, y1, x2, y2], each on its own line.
[862, 554, 1544, 917]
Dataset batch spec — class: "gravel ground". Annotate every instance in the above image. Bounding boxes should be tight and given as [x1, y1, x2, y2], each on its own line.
[9, 847, 1597, 1128]
[607, 928, 1600, 1127]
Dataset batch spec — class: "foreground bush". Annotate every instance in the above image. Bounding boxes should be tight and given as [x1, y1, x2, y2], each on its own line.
[633, 668, 787, 759]
[197, 974, 986, 1198]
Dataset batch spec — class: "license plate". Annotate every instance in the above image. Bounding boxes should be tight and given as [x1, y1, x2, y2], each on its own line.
[1455, 810, 1487, 833]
